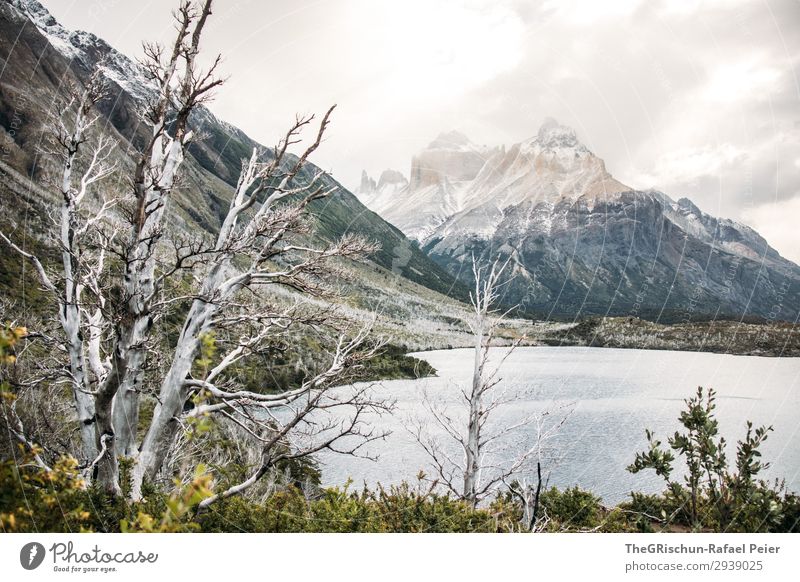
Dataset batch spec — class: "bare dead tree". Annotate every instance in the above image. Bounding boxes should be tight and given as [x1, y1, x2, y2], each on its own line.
[0, 70, 117, 469]
[0, 301, 83, 466]
[504, 406, 572, 531]
[2, 0, 388, 503]
[91, 0, 221, 494]
[411, 255, 570, 509]
[194, 326, 392, 509]
[126, 101, 386, 499]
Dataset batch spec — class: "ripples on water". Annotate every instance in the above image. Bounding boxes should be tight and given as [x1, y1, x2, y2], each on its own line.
[315, 346, 800, 505]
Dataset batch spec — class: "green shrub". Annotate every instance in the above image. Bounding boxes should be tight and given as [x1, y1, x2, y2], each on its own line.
[540, 486, 603, 530]
[627, 386, 796, 532]
[198, 482, 514, 533]
[350, 344, 436, 383]
[0, 448, 93, 532]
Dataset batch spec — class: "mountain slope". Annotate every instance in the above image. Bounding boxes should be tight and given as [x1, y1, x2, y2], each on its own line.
[358, 120, 800, 322]
[0, 0, 464, 299]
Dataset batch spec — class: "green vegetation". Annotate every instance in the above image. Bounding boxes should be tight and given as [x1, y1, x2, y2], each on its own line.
[1, 323, 797, 533]
[198, 483, 510, 533]
[627, 386, 800, 532]
[0, 454, 615, 533]
[0, 451, 92, 532]
[541, 316, 800, 357]
[216, 341, 435, 397]
[351, 344, 436, 383]
[1, 449, 796, 533]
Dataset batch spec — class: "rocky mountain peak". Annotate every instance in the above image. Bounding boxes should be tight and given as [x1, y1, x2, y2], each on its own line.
[676, 197, 702, 216]
[354, 167, 408, 215]
[409, 131, 488, 192]
[9, 0, 158, 103]
[531, 117, 589, 154]
[358, 170, 377, 195]
[13, 0, 104, 58]
[537, 117, 575, 141]
[428, 130, 473, 150]
[377, 169, 407, 189]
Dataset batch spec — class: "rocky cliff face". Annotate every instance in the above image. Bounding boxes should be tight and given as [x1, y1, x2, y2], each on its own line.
[356, 168, 408, 210]
[361, 118, 800, 321]
[355, 131, 496, 240]
[408, 130, 489, 190]
[376, 168, 408, 192]
[425, 190, 799, 320]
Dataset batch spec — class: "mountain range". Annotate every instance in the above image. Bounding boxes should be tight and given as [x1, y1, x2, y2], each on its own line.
[1, 0, 798, 325]
[356, 121, 800, 321]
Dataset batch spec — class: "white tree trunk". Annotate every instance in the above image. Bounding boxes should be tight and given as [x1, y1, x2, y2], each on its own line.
[463, 310, 484, 507]
[63, 314, 98, 465]
[105, 0, 217, 493]
[131, 263, 229, 499]
[59, 137, 99, 466]
[112, 377, 140, 457]
[103, 118, 191, 488]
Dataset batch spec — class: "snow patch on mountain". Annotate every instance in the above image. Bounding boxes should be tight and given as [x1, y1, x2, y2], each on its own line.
[363, 118, 631, 244]
[12, 0, 82, 58]
[10, 0, 156, 101]
[663, 196, 779, 263]
[355, 168, 408, 215]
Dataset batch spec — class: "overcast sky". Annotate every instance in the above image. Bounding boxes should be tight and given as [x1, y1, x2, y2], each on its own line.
[43, 0, 800, 262]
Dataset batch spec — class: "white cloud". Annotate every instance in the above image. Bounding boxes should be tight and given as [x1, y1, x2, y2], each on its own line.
[540, 0, 644, 26]
[634, 144, 746, 188]
[353, 1, 525, 100]
[744, 196, 800, 263]
[703, 59, 781, 103]
[655, 0, 749, 17]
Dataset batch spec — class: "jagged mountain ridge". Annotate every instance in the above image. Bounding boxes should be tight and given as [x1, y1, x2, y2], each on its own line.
[0, 0, 464, 299]
[358, 131, 497, 240]
[357, 121, 800, 321]
[356, 168, 407, 212]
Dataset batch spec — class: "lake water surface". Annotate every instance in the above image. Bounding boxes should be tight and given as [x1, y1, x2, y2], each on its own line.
[316, 347, 800, 505]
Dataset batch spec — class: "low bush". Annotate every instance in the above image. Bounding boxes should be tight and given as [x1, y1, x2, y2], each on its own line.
[627, 386, 799, 532]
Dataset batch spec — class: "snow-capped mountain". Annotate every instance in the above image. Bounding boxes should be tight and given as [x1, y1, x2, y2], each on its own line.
[4, 0, 797, 322]
[358, 119, 800, 321]
[357, 119, 629, 243]
[356, 168, 408, 213]
[357, 131, 496, 240]
[9, 0, 155, 101]
[427, 119, 632, 247]
[0, 0, 461, 299]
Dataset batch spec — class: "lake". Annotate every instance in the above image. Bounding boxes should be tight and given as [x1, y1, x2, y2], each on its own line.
[315, 346, 800, 505]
